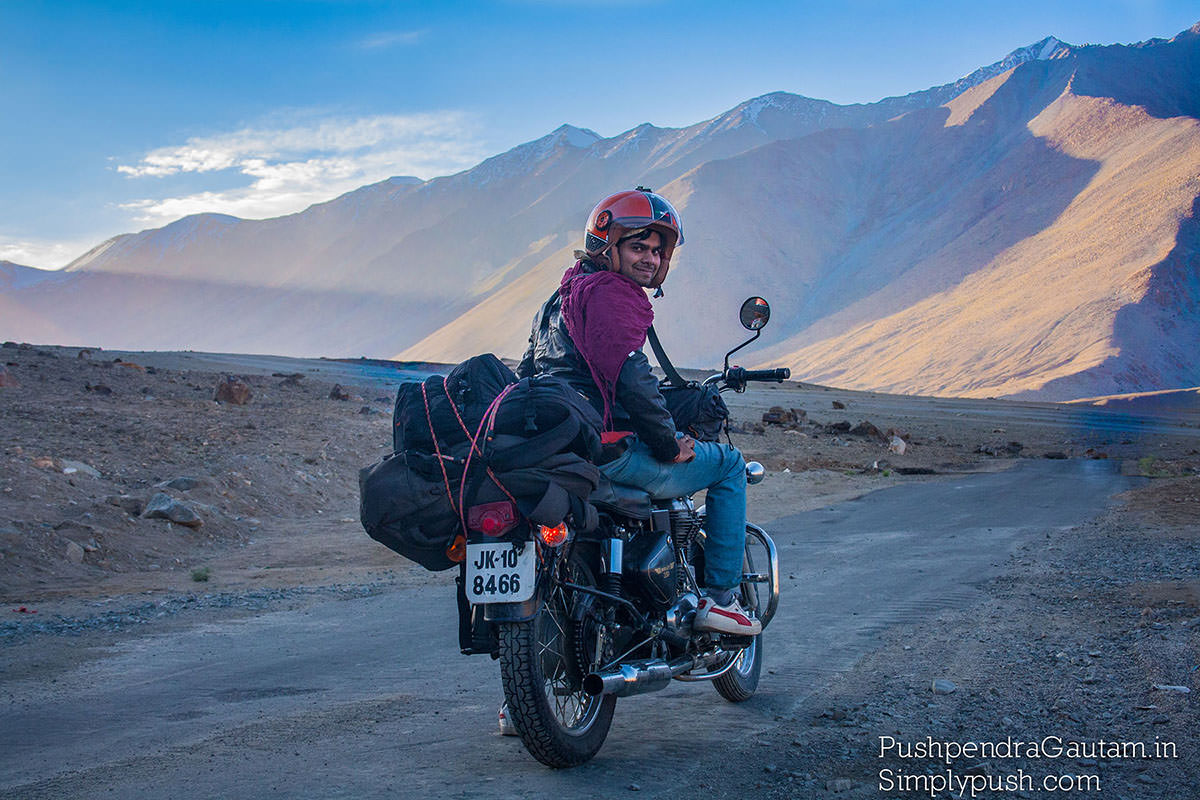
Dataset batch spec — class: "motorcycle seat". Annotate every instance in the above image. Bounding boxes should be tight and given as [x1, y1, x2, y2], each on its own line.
[588, 478, 652, 520]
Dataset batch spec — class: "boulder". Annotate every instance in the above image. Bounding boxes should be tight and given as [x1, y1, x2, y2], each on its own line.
[848, 421, 888, 442]
[105, 494, 145, 515]
[977, 441, 1024, 457]
[60, 460, 101, 479]
[158, 476, 206, 491]
[141, 492, 203, 528]
[85, 383, 113, 394]
[214, 376, 252, 405]
[64, 540, 85, 564]
[762, 406, 798, 425]
[888, 436, 907, 455]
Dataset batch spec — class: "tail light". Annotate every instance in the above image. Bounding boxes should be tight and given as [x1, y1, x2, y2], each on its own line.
[537, 522, 568, 547]
[467, 501, 517, 537]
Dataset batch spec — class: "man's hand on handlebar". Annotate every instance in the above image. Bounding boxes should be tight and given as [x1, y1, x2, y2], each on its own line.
[673, 435, 696, 463]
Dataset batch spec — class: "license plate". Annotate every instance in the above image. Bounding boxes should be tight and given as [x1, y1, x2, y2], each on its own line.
[466, 542, 536, 603]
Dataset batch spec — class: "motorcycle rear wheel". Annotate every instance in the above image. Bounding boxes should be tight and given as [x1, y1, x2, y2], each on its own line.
[498, 545, 616, 768]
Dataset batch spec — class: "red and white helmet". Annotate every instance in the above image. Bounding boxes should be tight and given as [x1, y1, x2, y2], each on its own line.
[584, 187, 684, 288]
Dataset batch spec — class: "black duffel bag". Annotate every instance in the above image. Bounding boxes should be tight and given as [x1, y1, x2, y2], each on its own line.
[359, 449, 464, 572]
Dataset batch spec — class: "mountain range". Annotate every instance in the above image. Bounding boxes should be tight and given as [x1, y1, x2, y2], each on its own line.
[3, 23, 1198, 400]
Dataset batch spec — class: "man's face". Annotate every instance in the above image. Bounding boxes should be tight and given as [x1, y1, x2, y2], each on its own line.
[613, 230, 663, 288]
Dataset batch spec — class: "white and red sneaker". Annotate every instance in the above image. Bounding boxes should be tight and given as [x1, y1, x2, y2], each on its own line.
[694, 594, 762, 636]
[498, 703, 517, 736]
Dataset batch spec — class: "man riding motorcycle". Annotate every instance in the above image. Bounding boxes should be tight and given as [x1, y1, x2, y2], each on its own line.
[516, 187, 760, 637]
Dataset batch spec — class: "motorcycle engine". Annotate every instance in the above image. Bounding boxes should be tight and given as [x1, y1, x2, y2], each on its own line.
[624, 499, 702, 609]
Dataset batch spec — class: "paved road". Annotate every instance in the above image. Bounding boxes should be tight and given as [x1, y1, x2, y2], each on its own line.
[0, 460, 1142, 799]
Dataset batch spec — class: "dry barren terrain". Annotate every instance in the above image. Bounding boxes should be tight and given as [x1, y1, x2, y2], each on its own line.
[2, 341, 1198, 797]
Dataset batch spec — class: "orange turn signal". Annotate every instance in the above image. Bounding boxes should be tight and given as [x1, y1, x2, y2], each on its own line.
[537, 522, 568, 547]
[446, 533, 466, 563]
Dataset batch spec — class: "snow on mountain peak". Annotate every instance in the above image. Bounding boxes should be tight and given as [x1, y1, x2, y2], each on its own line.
[550, 124, 602, 148]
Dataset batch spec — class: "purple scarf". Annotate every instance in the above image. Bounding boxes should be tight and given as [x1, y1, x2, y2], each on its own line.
[559, 261, 654, 428]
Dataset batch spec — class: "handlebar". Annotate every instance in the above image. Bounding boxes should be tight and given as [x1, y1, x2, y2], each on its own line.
[736, 367, 790, 382]
[713, 365, 790, 393]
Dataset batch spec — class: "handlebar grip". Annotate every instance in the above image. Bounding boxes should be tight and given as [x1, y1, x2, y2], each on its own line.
[740, 368, 790, 382]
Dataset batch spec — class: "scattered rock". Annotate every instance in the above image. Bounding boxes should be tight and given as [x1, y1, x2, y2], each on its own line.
[214, 376, 252, 405]
[64, 540, 85, 564]
[31, 456, 56, 469]
[977, 441, 1024, 457]
[158, 476, 206, 491]
[54, 520, 96, 535]
[1150, 684, 1190, 694]
[105, 495, 145, 515]
[60, 459, 101, 479]
[763, 406, 799, 426]
[849, 421, 888, 442]
[824, 421, 852, 434]
[85, 383, 113, 394]
[831, 400, 846, 410]
[277, 372, 305, 387]
[825, 778, 854, 792]
[0, 364, 18, 388]
[888, 436, 907, 456]
[329, 384, 353, 401]
[1043, 451, 1068, 459]
[77, 349, 92, 359]
[117, 361, 146, 372]
[141, 493, 203, 528]
[358, 406, 374, 415]
[931, 679, 958, 694]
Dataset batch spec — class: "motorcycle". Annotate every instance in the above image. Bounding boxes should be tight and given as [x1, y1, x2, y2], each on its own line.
[461, 297, 790, 767]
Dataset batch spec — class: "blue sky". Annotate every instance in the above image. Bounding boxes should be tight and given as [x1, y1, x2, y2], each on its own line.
[3, 0, 1198, 268]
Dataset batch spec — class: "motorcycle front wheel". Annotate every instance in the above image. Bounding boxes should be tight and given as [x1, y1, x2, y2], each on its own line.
[498, 543, 616, 768]
[712, 528, 764, 702]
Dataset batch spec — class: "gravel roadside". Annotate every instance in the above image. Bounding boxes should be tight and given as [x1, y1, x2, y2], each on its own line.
[719, 475, 1200, 799]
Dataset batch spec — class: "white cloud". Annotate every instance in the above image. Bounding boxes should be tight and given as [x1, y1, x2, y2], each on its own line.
[0, 236, 99, 270]
[359, 29, 426, 49]
[115, 112, 487, 225]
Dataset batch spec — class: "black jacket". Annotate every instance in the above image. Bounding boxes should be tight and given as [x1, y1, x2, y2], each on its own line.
[517, 261, 678, 462]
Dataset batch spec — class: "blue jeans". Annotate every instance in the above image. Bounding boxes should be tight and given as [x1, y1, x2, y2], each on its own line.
[599, 437, 747, 591]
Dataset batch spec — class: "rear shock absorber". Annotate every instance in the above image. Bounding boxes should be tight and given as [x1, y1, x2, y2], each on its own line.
[602, 532, 624, 597]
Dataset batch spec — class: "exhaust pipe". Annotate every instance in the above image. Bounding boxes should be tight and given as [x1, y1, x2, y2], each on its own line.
[582, 656, 696, 698]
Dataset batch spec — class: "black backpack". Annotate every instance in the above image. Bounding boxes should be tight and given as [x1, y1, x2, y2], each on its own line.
[392, 354, 518, 454]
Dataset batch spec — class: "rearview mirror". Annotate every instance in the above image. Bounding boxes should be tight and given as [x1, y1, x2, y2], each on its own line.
[739, 297, 771, 331]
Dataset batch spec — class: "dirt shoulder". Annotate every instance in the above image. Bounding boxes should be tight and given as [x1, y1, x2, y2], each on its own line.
[724, 473, 1200, 799]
